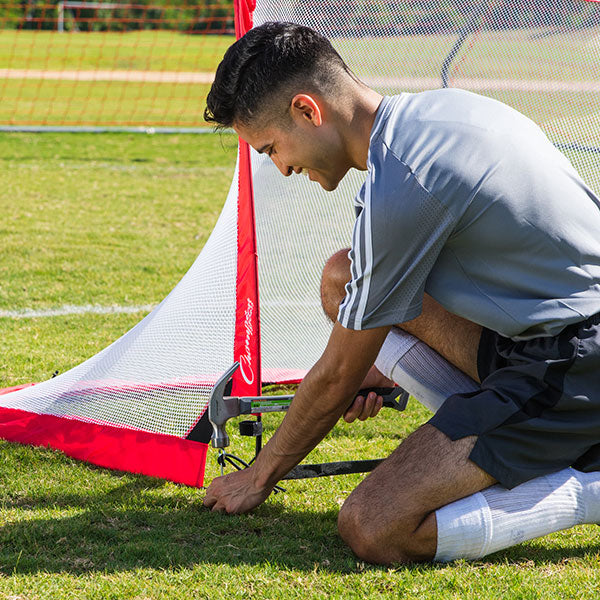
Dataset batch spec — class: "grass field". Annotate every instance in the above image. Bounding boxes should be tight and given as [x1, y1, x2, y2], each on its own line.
[0, 31, 232, 72]
[0, 31, 233, 126]
[2, 131, 600, 599]
[0, 79, 213, 126]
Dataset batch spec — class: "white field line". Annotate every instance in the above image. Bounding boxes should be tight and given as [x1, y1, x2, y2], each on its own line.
[364, 76, 600, 93]
[0, 68, 215, 83]
[1, 69, 599, 92]
[0, 303, 157, 319]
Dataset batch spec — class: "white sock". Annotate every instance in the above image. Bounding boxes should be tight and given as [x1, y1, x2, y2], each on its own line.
[434, 468, 600, 562]
[374, 328, 480, 413]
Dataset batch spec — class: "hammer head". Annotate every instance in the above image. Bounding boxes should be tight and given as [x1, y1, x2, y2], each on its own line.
[208, 362, 242, 449]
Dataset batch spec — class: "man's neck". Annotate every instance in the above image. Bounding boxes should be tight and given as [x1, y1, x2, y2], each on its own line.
[340, 85, 384, 171]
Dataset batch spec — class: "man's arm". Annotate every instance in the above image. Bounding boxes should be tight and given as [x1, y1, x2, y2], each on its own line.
[203, 321, 391, 513]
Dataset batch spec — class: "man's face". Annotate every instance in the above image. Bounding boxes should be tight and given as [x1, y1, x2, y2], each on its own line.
[233, 99, 351, 192]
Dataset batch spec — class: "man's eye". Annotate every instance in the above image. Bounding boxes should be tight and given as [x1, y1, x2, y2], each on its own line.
[268, 147, 275, 157]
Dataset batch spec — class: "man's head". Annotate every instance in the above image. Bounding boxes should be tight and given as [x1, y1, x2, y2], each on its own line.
[205, 21, 352, 130]
[205, 22, 367, 191]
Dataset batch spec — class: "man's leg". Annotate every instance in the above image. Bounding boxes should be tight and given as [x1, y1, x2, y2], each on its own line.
[322, 249, 481, 413]
[337, 424, 495, 564]
[322, 249, 495, 562]
[434, 467, 600, 562]
[338, 425, 600, 564]
[321, 249, 482, 382]
[323, 249, 600, 564]
[374, 328, 480, 412]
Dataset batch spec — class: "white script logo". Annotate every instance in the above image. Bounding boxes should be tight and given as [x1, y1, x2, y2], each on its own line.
[238, 298, 255, 385]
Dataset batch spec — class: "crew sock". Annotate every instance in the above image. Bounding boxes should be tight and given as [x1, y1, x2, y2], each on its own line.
[434, 468, 600, 561]
[374, 328, 479, 412]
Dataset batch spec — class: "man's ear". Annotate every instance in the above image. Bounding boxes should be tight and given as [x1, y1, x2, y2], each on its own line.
[290, 94, 323, 127]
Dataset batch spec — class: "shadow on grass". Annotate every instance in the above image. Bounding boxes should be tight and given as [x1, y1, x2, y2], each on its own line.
[0, 472, 359, 576]
[2, 468, 600, 577]
[480, 542, 600, 566]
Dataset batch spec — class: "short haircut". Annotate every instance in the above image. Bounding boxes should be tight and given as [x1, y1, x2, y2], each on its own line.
[204, 21, 352, 129]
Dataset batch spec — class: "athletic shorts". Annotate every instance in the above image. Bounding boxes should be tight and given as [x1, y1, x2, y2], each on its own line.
[428, 311, 600, 489]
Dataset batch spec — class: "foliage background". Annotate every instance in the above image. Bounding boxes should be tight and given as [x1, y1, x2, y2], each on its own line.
[1, 0, 599, 34]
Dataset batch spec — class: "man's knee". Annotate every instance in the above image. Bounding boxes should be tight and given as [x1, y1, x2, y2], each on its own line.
[337, 491, 435, 564]
[320, 248, 351, 322]
[336, 426, 493, 565]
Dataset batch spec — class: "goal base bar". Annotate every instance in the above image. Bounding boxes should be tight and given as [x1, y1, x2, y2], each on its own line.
[0, 406, 208, 487]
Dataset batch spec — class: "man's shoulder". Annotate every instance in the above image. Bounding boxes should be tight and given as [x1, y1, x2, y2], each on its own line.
[368, 89, 549, 208]
[368, 90, 475, 173]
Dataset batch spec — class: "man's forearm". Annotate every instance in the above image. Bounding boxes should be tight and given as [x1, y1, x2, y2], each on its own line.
[249, 322, 392, 490]
[251, 358, 355, 489]
[203, 323, 390, 514]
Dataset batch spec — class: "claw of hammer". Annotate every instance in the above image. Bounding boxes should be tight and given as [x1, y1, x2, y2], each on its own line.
[208, 362, 242, 449]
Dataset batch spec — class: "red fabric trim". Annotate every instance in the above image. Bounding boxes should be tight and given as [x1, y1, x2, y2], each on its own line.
[232, 142, 262, 397]
[232, 0, 261, 397]
[261, 368, 307, 386]
[2, 378, 217, 400]
[0, 407, 207, 488]
[0, 369, 305, 395]
[262, 377, 303, 386]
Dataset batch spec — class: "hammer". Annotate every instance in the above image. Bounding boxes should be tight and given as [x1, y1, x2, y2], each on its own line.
[208, 362, 409, 450]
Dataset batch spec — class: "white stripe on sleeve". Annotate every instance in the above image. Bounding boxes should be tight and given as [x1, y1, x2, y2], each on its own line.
[339, 215, 363, 328]
[353, 182, 374, 328]
[339, 180, 375, 330]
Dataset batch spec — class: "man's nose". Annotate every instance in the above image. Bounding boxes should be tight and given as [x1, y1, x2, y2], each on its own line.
[271, 156, 293, 177]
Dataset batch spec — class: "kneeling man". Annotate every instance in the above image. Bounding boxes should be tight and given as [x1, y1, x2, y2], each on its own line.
[203, 22, 600, 564]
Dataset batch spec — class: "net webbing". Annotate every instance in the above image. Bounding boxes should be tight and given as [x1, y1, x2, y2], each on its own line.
[1, 0, 600, 486]
[253, 0, 600, 382]
[0, 1, 234, 129]
[1, 159, 240, 439]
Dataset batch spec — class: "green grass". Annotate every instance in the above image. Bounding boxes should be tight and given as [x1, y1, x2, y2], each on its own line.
[0, 132, 237, 315]
[0, 131, 237, 390]
[0, 30, 233, 72]
[0, 79, 213, 126]
[1, 131, 600, 598]
[0, 30, 233, 127]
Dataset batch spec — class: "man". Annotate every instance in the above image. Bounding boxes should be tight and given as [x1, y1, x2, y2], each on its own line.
[202, 21, 600, 564]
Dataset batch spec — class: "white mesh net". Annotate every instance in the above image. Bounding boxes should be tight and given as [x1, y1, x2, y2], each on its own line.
[1, 160, 240, 437]
[253, 154, 357, 382]
[2, 0, 600, 450]
[254, 0, 600, 380]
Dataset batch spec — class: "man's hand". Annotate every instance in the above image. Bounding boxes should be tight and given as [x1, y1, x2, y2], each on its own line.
[204, 323, 391, 515]
[203, 467, 273, 514]
[343, 390, 384, 423]
[343, 364, 395, 423]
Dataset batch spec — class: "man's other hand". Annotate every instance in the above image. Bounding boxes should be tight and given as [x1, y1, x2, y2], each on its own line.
[203, 468, 273, 514]
[344, 364, 395, 423]
[343, 390, 384, 423]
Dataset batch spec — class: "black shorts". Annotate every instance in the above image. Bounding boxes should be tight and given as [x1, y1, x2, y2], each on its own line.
[428, 312, 600, 489]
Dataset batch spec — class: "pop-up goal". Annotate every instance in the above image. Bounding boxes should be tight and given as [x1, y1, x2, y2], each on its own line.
[1, 0, 599, 487]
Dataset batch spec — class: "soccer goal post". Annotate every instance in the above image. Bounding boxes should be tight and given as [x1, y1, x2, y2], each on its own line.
[57, 1, 121, 33]
[1, 0, 600, 488]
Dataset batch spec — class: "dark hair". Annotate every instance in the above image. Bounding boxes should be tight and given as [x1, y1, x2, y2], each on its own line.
[204, 22, 351, 129]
